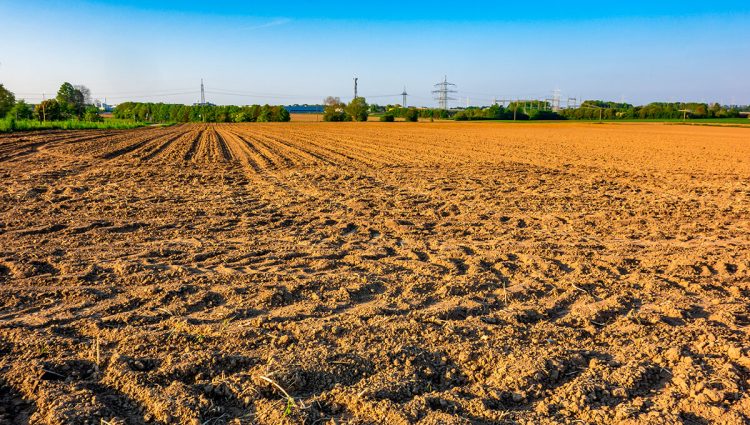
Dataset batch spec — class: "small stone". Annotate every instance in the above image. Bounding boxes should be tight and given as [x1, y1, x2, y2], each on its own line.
[665, 347, 681, 362]
[458, 351, 470, 363]
[704, 389, 723, 403]
[512, 392, 524, 402]
[534, 402, 550, 414]
[672, 376, 689, 392]
[727, 346, 743, 360]
[276, 335, 290, 346]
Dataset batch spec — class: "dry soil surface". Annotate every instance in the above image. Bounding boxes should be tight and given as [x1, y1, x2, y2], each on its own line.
[0, 122, 749, 424]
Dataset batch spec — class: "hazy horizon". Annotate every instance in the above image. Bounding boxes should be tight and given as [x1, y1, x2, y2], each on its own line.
[2, 1, 749, 107]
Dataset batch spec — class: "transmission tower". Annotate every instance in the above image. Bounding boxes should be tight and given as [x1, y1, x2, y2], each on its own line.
[552, 88, 562, 112]
[401, 86, 408, 107]
[353, 77, 358, 99]
[432, 76, 457, 110]
[200, 79, 206, 105]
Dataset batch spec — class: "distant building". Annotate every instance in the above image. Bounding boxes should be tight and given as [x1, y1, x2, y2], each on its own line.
[193, 102, 216, 107]
[284, 104, 323, 113]
[94, 99, 114, 112]
[740, 111, 750, 119]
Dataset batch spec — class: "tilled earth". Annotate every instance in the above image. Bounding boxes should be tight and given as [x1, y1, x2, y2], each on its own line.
[0, 122, 748, 424]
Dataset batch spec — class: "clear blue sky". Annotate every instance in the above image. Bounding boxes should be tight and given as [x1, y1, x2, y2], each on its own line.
[2, 1, 749, 107]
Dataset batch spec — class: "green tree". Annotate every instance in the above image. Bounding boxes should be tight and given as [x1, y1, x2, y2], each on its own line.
[346, 97, 369, 122]
[380, 113, 395, 122]
[83, 106, 103, 122]
[258, 105, 272, 122]
[9, 100, 33, 120]
[34, 99, 63, 121]
[273, 106, 291, 122]
[322, 96, 349, 122]
[0, 84, 15, 118]
[404, 108, 419, 122]
[56, 82, 85, 118]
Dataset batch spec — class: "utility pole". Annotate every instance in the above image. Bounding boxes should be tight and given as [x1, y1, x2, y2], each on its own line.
[432, 76, 457, 110]
[401, 86, 408, 108]
[353, 77, 358, 100]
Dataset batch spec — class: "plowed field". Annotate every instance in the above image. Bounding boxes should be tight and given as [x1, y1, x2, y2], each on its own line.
[0, 122, 748, 424]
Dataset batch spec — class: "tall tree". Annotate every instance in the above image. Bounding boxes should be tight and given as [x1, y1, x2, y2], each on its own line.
[74, 85, 92, 105]
[0, 84, 15, 118]
[34, 99, 63, 122]
[56, 82, 85, 118]
[346, 97, 369, 122]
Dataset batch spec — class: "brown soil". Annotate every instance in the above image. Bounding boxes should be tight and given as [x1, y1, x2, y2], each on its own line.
[0, 122, 748, 424]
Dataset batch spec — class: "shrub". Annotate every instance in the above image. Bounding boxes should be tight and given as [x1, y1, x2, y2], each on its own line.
[380, 114, 395, 122]
[9, 100, 33, 120]
[453, 111, 468, 121]
[404, 108, 419, 122]
[83, 106, 104, 122]
[527, 110, 564, 120]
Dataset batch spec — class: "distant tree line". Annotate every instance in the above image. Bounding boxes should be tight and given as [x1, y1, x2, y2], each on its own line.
[385, 106, 451, 120]
[452, 103, 564, 121]
[113, 102, 290, 123]
[368, 104, 561, 121]
[560, 101, 745, 120]
[0, 82, 102, 123]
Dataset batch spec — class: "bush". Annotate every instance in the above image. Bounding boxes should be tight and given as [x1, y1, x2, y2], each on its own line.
[404, 108, 419, 122]
[3, 117, 16, 131]
[323, 109, 349, 122]
[527, 110, 564, 120]
[83, 106, 104, 122]
[380, 114, 395, 122]
[9, 100, 33, 120]
[323, 96, 350, 122]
